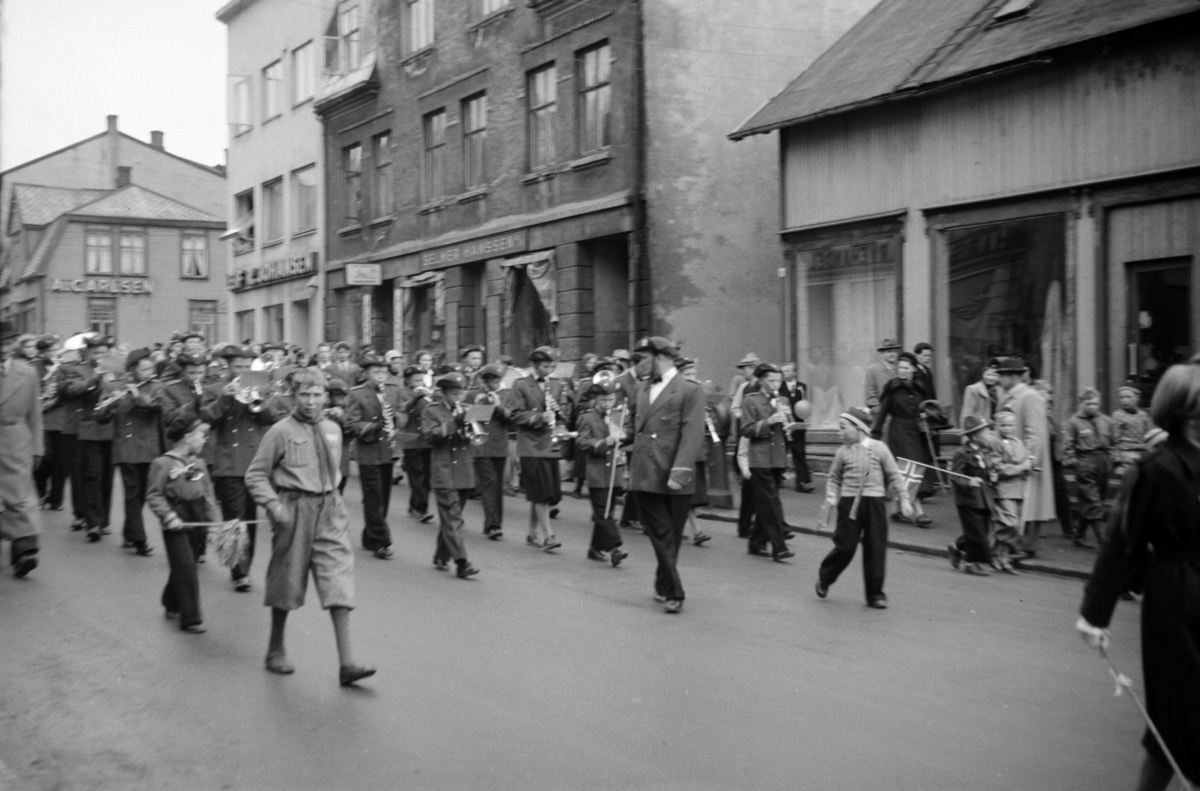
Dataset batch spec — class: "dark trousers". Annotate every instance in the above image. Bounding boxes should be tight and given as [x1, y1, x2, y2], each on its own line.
[818, 496, 888, 602]
[79, 439, 114, 529]
[1075, 453, 1111, 525]
[214, 476, 257, 580]
[638, 491, 689, 601]
[403, 448, 431, 515]
[588, 486, 623, 552]
[1051, 459, 1075, 537]
[433, 488, 469, 563]
[161, 529, 202, 628]
[737, 475, 762, 538]
[358, 462, 393, 550]
[620, 484, 641, 526]
[35, 431, 56, 503]
[748, 468, 789, 555]
[46, 431, 74, 511]
[473, 456, 506, 534]
[118, 462, 150, 545]
[954, 505, 993, 565]
[789, 430, 812, 487]
[66, 433, 86, 519]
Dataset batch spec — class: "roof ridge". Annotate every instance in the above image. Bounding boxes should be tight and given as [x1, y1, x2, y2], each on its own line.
[895, 0, 1004, 90]
[67, 183, 222, 223]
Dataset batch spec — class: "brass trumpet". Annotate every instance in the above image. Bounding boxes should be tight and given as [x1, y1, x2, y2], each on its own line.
[455, 401, 489, 446]
[233, 378, 267, 413]
[592, 369, 617, 388]
[95, 383, 138, 412]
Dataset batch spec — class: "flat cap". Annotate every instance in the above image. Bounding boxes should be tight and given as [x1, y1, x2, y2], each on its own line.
[216, 344, 252, 360]
[736, 353, 761, 368]
[436, 372, 468, 389]
[477, 364, 504, 379]
[529, 345, 555, 363]
[634, 336, 679, 357]
[753, 362, 781, 377]
[994, 356, 1028, 373]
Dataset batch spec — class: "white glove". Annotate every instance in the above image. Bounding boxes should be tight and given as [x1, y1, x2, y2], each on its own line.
[1075, 616, 1110, 651]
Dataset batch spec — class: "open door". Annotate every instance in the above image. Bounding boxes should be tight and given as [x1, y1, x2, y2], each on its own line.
[1126, 258, 1191, 403]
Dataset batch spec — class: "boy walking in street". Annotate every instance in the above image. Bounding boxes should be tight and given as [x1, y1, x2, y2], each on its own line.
[947, 415, 996, 576]
[420, 372, 481, 578]
[991, 409, 1031, 570]
[1063, 387, 1115, 548]
[244, 370, 374, 686]
[574, 383, 629, 567]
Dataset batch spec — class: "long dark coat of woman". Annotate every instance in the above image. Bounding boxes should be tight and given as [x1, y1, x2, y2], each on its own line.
[1080, 437, 1200, 783]
[871, 378, 935, 497]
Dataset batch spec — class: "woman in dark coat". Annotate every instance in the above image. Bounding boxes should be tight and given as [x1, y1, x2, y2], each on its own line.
[1077, 363, 1200, 791]
[871, 352, 934, 525]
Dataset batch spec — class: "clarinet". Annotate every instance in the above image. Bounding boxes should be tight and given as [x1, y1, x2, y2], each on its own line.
[704, 405, 720, 443]
[377, 382, 396, 441]
[544, 381, 565, 450]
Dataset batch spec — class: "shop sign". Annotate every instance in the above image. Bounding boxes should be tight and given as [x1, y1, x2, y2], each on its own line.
[49, 278, 155, 294]
[345, 263, 382, 286]
[228, 252, 318, 292]
[808, 238, 896, 272]
[420, 230, 527, 270]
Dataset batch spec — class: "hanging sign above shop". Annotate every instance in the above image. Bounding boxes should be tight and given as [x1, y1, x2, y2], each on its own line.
[49, 278, 155, 294]
[420, 230, 528, 270]
[345, 263, 382, 286]
[227, 252, 318, 292]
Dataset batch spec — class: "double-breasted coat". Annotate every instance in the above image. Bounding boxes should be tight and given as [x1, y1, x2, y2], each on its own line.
[510, 375, 570, 458]
[200, 378, 279, 477]
[0, 359, 43, 543]
[999, 382, 1057, 522]
[395, 388, 430, 451]
[739, 390, 789, 469]
[345, 383, 406, 465]
[157, 377, 206, 427]
[96, 379, 164, 464]
[627, 373, 706, 495]
[61, 361, 114, 442]
[420, 398, 475, 490]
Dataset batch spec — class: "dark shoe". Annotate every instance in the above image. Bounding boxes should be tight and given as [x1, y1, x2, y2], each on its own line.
[620, 520, 643, 531]
[549, 508, 560, 519]
[964, 562, 991, 576]
[433, 557, 449, 571]
[164, 609, 180, 620]
[49, 504, 64, 511]
[197, 555, 206, 564]
[571, 488, 585, 500]
[867, 597, 888, 610]
[373, 547, 393, 560]
[1073, 537, 1095, 549]
[773, 549, 795, 562]
[587, 548, 610, 562]
[748, 546, 771, 557]
[98, 526, 112, 536]
[692, 532, 712, 547]
[265, 653, 295, 675]
[814, 580, 828, 599]
[12, 553, 37, 579]
[543, 535, 562, 552]
[455, 563, 480, 579]
[947, 544, 962, 571]
[182, 624, 207, 634]
[86, 527, 101, 543]
[914, 515, 933, 528]
[339, 664, 377, 686]
[233, 577, 252, 592]
[70, 518, 86, 531]
[419, 512, 434, 524]
[122, 540, 134, 549]
[487, 530, 503, 541]
[890, 513, 913, 524]
[610, 549, 628, 568]
[663, 600, 683, 614]
[134, 542, 153, 557]
[653, 593, 667, 603]
[796, 484, 815, 493]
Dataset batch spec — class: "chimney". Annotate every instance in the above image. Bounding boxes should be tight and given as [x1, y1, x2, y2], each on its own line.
[107, 114, 118, 133]
[116, 166, 132, 187]
[150, 131, 164, 150]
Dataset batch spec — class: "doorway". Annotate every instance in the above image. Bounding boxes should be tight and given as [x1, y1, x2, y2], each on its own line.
[1126, 258, 1192, 401]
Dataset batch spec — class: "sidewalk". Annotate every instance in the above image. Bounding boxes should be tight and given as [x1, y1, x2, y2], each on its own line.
[695, 475, 1098, 581]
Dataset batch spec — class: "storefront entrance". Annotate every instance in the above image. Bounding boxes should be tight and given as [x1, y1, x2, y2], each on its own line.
[1126, 259, 1192, 401]
[507, 267, 554, 357]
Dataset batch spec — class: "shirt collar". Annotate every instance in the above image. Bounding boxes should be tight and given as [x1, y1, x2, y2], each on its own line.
[656, 367, 678, 387]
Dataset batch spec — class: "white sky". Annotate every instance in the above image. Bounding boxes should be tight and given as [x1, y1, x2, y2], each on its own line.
[0, 0, 228, 171]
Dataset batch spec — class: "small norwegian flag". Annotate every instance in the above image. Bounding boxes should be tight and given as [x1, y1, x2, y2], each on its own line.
[897, 458, 925, 498]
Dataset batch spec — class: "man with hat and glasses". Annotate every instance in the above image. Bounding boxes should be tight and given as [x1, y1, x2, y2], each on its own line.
[202, 344, 280, 591]
[865, 339, 902, 414]
[345, 352, 405, 559]
[626, 337, 706, 613]
[420, 371, 482, 578]
[0, 320, 44, 578]
[511, 346, 569, 551]
[995, 356, 1056, 559]
[60, 334, 118, 543]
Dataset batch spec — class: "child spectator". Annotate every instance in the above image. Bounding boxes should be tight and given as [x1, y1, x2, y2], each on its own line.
[947, 415, 996, 576]
[991, 409, 1031, 572]
[1110, 384, 1151, 484]
[1063, 387, 1115, 549]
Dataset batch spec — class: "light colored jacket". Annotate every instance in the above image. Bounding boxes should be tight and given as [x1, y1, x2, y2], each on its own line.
[245, 415, 344, 510]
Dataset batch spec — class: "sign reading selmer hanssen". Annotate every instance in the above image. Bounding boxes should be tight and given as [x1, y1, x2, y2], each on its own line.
[420, 230, 527, 270]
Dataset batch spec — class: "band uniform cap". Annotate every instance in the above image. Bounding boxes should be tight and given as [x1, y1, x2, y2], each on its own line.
[477, 364, 504, 379]
[876, 338, 902, 351]
[960, 413, 993, 437]
[384, 349, 403, 361]
[841, 407, 873, 434]
[402, 366, 424, 379]
[125, 348, 152, 369]
[327, 377, 349, 394]
[176, 352, 207, 367]
[359, 352, 386, 369]
[529, 346, 555, 363]
[460, 345, 484, 356]
[170, 331, 185, 342]
[216, 343, 251, 360]
[181, 331, 206, 343]
[994, 356, 1028, 373]
[736, 353, 761, 368]
[333, 341, 351, 351]
[634, 336, 679, 357]
[753, 362, 781, 378]
[37, 334, 59, 350]
[611, 348, 632, 362]
[85, 334, 113, 348]
[436, 372, 468, 389]
[586, 383, 614, 399]
[674, 356, 696, 369]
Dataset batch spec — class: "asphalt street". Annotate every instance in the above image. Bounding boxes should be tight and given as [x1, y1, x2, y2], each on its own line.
[0, 477, 1146, 791]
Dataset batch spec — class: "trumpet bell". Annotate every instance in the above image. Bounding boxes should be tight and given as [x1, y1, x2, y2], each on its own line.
[592, 370, 617, 388]
[793, 399, 812, 421]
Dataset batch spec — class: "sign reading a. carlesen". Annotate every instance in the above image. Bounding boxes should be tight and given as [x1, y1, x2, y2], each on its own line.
[50, 278, 155, 294]
[228, 253, 318, 291]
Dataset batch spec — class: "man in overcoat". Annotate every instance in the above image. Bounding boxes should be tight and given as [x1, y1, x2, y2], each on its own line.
[996, 356, 1057, 557]
[421, 372, 480, 578]
[345, 353, 405, 558]
[864, 338, 901, 414]
[626, 337, 707, 613]
[0, 321, 43, 577]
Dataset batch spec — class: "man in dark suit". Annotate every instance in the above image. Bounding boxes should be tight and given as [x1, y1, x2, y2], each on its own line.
[322, 342, 361, 386]
[0, 321, 44, 578]
[397, 366, 433, 522]
[510, 346, 570, 551]
[345, 353, 405, 559]
[420, 372, 480, 578]
[626, 337, 706, 614]
[466, 364, 513, 540]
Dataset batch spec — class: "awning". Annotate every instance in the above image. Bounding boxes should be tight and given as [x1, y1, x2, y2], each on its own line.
[219, 213, 253, 241]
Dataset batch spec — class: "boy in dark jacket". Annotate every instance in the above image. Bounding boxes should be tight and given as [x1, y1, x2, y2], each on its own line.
[575, 384, 628, 567]
[947, 414, 997, 576]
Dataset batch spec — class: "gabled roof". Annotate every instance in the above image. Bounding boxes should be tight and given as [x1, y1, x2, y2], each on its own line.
[20, 218, 68, 281]
[0, 131, 222, 178]
[67, 184, 222, 224]
[9, 184, 110, 227]
[731, 0, 1200, 139]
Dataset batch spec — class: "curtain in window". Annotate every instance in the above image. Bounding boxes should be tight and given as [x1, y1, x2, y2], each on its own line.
[397, 271, 445, 340]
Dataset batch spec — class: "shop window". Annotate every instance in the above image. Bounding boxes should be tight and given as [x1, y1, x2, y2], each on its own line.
[292, 41, 315, 104]
[262, 60, 282, 121]
[527, 64, 557, 170]
[189, 300, 218, 346]
[263, 178, 284, 243]
[945, 214, 1066, 417]
[87, 297, 116, 339]
[264, 303, 285, 343]
[236, 309, 256, 343]
[795, 236, 898, 428]
[344, 144, 363, 222]
[85, 227, 113, 274]
[373, 132, 393, 217]
[462, 94, 487, 189]
[423, 110, 446, 201]
[578, 42, 611, 154]
[292, 164, 318, 233]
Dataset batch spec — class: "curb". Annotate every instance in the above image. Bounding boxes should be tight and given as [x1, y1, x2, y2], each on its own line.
[696, 509, 1092, 581]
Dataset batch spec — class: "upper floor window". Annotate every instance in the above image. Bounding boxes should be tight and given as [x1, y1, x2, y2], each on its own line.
[477, 0, 510, 17]
[118, 229, 146, 275]
[292, 42, 315, 104]
[85, 227, 113, 274]
[527, 64, 557, 169]
[182, 233, 209, 279]
[263, 178, 284, 242]
[230, 76, 252, 135]
[233, 190, 255, 255]
[462, 93, 487, 189]
[292, 164, 318, 233]
[423, 111, 447, 201]
[578, 43, 611, 154]
[262, 60, 283, 121]
[344, 144, 363, 223]
[340, 3, 363, 71]
[405, 0, 435, 54]
[373, 133, 393, 217]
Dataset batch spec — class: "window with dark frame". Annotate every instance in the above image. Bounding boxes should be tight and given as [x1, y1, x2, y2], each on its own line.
[462, 93, 487, 189]
[423, 110, 447, 201]
[263, 178, 284, 242]
[263, 60, 283, 121]
[264, 303, 285, 343]
[373, 132, 393, 217]
[118, 228, 146, 275]
[87, 297, 116, 339]
[85, 227, 113, 274]
[292, 164, 318, 233]
[578, 42, 611, 154]
[344, 144, 363, 222]
[527, 64, 557, 169]
[233, 190, 255, 255]
[182, 233, 209, 278]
